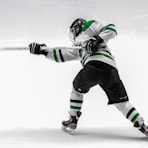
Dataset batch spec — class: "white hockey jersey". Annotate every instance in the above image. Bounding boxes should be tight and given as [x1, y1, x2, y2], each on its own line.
[46, 20, 117, 68]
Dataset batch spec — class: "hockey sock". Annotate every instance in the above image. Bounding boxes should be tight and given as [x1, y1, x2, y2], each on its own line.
[69, 87, 84, 116]
[114, 101, 143, 124]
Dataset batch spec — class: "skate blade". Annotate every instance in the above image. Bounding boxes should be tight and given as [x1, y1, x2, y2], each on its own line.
[143, 131, 148, 136]
[138, 129, 148, 136]
[62, 126, 74, 135]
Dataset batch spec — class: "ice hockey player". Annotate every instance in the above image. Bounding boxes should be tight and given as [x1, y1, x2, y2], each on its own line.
[29, 18, 148, 136]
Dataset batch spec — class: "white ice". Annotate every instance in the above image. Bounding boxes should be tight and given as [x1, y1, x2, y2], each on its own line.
[0, 0, 148, 147]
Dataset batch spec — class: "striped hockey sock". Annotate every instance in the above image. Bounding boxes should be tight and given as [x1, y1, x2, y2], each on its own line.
[114, 101, 143, 124]
[69, 87, 84, 116]
[126, 107, 140, 123]
[70, 99, 83, 112]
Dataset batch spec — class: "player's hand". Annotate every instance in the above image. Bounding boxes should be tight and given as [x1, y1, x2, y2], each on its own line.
[85, 36, 103, 54]
[29, 42, 47, 55]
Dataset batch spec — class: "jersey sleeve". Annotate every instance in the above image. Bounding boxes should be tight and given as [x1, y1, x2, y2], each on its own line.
[98, 23, 117, 43]
[45, 47, 81, 63]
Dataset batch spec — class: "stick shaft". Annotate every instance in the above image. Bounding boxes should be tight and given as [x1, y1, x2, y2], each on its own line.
[0, 46, 82, 51]
[0, 47, 29, 51]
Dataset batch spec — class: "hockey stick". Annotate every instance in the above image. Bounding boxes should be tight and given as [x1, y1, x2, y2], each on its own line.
[0, 46, 83, 51]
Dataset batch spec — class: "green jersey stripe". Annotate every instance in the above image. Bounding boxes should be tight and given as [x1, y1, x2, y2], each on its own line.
[53, 49, 58, 62]
[82, 52, 114, 65]
[131, 113, 140, 123]
[82, 20, 95, 32]
[106, 27, 117, 35]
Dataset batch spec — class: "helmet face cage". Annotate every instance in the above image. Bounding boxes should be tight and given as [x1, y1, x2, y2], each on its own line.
[69, 18, 86, 41]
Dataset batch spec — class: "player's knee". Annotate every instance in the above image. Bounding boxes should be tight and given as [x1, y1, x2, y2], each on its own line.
[71, 87, 84, 99]
[73, 80, 89, 93]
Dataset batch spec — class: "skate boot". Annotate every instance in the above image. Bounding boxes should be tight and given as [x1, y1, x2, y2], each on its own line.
[62, 111, 81, 135]
[134, 120, 148, 136]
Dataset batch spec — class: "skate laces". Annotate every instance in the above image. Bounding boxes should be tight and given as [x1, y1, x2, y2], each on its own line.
[138, 119, 144, 127]
[68, 111, 81, 120]
[134, 118, 144, 128]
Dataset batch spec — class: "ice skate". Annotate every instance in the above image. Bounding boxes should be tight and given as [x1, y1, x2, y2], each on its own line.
[62, 111, 81, 135]
[134, 120, 148, 136]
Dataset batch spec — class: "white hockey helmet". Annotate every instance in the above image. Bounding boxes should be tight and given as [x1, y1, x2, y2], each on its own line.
[69, 18, 86, 41]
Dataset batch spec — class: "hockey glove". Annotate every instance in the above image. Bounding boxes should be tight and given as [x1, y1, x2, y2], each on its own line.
[29, 42, 48, 56]
[85, 36, 103, 54]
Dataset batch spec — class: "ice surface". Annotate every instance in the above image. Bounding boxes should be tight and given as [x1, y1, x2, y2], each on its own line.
[0, 0, 148, 147]
[0, 127, 147, 148]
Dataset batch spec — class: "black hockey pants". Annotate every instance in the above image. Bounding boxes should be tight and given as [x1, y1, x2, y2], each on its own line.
[73, 61, 129, 104]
